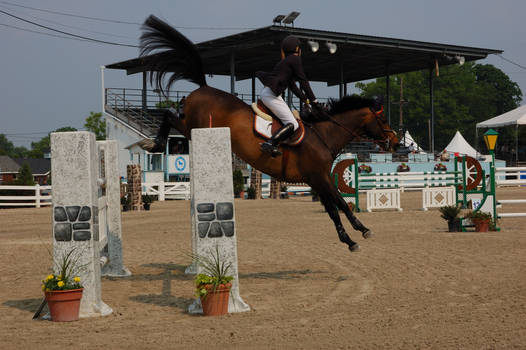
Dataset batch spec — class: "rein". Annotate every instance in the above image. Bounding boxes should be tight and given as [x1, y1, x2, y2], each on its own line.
[324, 108, 388, 150]
[304, 121, 338, 159]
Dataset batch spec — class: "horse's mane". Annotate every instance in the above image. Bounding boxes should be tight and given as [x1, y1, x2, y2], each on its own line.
[301, 95, 376, 123]
[327, 95, 375, 115]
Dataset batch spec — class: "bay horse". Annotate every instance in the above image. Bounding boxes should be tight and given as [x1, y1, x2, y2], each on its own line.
[139, 15, 399, 252]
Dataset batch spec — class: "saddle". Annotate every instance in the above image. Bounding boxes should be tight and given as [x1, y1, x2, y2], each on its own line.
[251, 100, 305, 146]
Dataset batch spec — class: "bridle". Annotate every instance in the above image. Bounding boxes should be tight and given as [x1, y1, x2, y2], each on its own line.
[325, 105, 396, 151]
[306, 103, 397, 157]
[370, 106, 397, 151]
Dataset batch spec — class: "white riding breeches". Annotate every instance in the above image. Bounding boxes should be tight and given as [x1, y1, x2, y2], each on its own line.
[260, 87, 299, 131]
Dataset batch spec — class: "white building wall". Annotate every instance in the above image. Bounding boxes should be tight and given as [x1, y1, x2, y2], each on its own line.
[105, 115, 147, 178]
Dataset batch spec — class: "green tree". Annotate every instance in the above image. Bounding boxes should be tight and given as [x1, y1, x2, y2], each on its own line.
[0, 134, 15, 156]
[84, 112, 106, 140]
[15, 163, 35, 186]
[474, 64, 522, 115]
[0, 134, 28, 158]
[356, 63, 522, 151]
[27, 127, 77, 158]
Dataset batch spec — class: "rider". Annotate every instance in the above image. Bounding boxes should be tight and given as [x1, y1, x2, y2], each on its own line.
[256, 35, 318, 157]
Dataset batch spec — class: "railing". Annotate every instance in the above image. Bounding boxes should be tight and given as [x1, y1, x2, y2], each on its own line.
[142, 182, 191, 200]
[105, 88, 193, 110]
[0, 185, 52, 208]
[105, 87, 331, 114]
[496, 167, 526, 186]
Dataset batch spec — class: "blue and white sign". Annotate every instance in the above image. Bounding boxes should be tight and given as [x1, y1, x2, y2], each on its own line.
[168, 154, 190, 174]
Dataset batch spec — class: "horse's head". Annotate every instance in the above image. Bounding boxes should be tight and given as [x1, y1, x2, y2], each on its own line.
[362, 106, 399, 152]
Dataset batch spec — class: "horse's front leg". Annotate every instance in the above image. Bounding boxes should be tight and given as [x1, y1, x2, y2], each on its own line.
[314, 179, 360, 252]
[332, 189, 373, 239]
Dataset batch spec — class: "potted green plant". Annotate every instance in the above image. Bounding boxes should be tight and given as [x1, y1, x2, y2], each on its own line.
[193, 246, 233, 316]
[358, 164, 372, 174]
[434, 163, 447, 171]
[121, 194, 131, 212]
[280, 185, 288, 199]
[466, 210, 492, 232]
[41, 248, 84, 322]
[246, 186, 257, 199]
[397, 163, 410, 172]
[232, 169, 244, 198]
[142, 194, 153, 210]
[439, 205, 462, 232]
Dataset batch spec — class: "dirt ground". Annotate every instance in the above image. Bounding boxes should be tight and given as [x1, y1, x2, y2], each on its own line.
[1, 187, 525, 350]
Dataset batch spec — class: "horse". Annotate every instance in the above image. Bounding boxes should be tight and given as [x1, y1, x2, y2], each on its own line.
[138, 15, 399, 252]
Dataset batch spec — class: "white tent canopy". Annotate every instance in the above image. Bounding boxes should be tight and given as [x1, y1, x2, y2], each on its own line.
[476, 104, 526, 128]
[402, 130, 425, 153]
[443, 131, 478, 158]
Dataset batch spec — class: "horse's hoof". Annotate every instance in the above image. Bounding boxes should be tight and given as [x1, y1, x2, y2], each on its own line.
[362, 229, 373, 239]
[349, 243, 360, 252]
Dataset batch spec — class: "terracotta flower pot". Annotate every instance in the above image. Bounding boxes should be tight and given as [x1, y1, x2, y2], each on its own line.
[45, 288, 83, 322]
[200, 283, 231, 316]
[473, 219, 490, 232]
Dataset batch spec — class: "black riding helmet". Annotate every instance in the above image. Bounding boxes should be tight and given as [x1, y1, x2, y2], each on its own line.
[281, 35, 300, 55]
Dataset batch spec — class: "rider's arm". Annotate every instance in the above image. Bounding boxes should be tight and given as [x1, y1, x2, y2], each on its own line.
[288, 55, 316, 103]
[288, 81, 307, 102]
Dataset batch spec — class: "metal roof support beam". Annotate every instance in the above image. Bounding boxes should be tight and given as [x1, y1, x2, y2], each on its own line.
[339, 57, 344, 99]
[230, 50, 235, 95]
[386, 67, 391, 125]
[429, 68, 435, 153]
[251, 76, 256, 103]
[142, 72, 147, 111]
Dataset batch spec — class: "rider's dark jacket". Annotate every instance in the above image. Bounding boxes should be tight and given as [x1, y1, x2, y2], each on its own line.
[256, 54, 316, 103]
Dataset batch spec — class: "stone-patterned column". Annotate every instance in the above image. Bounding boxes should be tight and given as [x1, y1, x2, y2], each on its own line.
[187, 128, 250, 314]
[270, 178, 281, 199]
[250, 168, 262, 199]
[126, 164, 142, 211]
[98, 140, 131, 277]
[51, 131, 112, 318]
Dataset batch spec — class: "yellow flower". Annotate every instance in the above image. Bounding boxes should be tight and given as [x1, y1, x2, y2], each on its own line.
[45, 288, 51, 292]
[46, 274, 54, 281]
[57, 275, 62, 281]
[41, 285, 46, 291]
[74, 276, 81, 283]
[57, 281, 64, 288]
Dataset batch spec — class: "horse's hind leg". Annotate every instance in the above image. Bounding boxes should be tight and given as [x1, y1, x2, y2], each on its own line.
[138, 110, 173, 152]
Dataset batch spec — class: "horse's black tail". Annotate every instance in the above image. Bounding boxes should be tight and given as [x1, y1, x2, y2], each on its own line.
[140, 15, 207, 93]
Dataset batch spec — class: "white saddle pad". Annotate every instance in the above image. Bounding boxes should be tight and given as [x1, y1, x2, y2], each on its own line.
[254, 115, 273, 139]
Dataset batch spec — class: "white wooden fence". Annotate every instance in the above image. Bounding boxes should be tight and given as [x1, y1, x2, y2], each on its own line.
[0, 185, 52, 208]
[142, 182, 191, 200]
[496, 167, 526, 186]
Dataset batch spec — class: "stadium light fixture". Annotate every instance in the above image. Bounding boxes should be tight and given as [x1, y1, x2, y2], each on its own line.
[326, 42, 337, 54]
[282, 11, 300, 26]
[307, 40, 319, 53]
[273, 15, 285, 25]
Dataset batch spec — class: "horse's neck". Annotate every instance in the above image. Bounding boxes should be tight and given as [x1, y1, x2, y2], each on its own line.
[316, 110, 365, 156]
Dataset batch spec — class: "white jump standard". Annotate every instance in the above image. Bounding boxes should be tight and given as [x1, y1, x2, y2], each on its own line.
[187, 128, 250, 314]
[50, 132, 130, 318]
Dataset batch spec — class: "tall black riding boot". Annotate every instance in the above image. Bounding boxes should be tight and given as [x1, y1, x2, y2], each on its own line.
[260, 123, 295, 157]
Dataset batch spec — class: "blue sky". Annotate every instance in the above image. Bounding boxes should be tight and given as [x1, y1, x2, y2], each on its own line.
[1, 0, 525, 147]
